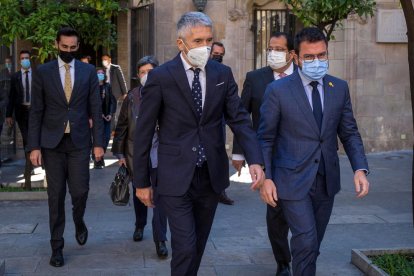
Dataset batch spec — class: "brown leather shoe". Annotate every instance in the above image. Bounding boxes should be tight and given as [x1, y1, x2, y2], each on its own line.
[219, 191, 234, 205]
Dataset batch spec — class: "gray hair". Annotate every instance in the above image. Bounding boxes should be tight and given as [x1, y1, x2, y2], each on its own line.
[177, 12, 212, 39]
[136, 55, 159, 71]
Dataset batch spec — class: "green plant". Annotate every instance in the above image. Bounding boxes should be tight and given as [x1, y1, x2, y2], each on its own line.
[0, 0, 126, 63]
[281, 0, 376, 40]
[371, 254, 414, 276]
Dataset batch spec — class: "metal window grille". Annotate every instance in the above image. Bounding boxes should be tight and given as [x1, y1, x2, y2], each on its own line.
[253, 9, 296, 69]
[130, 2, 155, 87]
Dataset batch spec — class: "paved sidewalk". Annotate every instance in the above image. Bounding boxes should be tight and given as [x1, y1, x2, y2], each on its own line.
[0, 150, 413, 275]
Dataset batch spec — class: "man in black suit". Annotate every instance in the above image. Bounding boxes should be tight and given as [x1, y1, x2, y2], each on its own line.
[6, 50, 34, 189]
[28, 27, 104, 268]
[232, 32, 296, 276]
[133, 12, 265, 276]
[101, 54, 127, 100]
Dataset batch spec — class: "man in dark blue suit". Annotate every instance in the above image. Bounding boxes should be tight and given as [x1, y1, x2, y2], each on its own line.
[133, 12, 265, 276]
[28, 27, 104, 268]
[258, 27, 370, 276]
[232, 32, 296, 276]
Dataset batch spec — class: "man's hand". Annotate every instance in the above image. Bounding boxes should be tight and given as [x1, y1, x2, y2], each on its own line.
[232, 159, 245, 176]
[260, 179, 278, 207]
[118, 158, 127, 167]
[88, 118, 93, 128]
[136, 187, 154, 207]
[106, 115, 112, 121]
[249, 164, 265, 190]
[354, 170, 369, 198]
[5, 117, 13, 127]
[30, 150, 42, 166]
[93, 147, 104, 161]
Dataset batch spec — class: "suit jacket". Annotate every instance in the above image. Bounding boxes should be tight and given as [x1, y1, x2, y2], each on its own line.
[133, 54, 264, 196]
[27, 59, 104, 151]
[257, 70, 368, 200]
[232, 65, 297, 155]
[109, 64, 127, 99]
[6, 70, 29, 121]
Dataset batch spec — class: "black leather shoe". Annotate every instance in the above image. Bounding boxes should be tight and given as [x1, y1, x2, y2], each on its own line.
[276, 262, 291, 276]
[49, 249, 64, 267]
[155, 241, 168, 259]
[75, 221, 88, 246]
[133, 227, 144, 242]
[219, 191, 234, 205]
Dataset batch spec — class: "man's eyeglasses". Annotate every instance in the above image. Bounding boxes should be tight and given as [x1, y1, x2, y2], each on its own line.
[300, 52, 328, 63]
[266, 47, 288, 53]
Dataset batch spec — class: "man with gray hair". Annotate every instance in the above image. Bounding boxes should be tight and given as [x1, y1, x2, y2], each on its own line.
[133, 11, 265, 275]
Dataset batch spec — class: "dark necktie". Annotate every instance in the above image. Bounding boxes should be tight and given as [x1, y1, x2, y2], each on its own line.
[310, 81, 325, 175]
[310, 81, 323, 130]
[24, 70, 30, 103]
[191, 68, 206, 166]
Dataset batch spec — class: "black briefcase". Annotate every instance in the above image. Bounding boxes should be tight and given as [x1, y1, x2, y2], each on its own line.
[109, 164, 130, 206]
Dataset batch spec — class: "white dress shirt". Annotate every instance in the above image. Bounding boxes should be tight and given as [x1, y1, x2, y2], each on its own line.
[298, 69, 324, 111]
[20, 68, 32, 105]
[58, 56, 75, 90]
[180, 53, 206, 108]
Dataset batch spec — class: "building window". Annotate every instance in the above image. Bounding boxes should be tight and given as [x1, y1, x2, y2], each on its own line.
[130, 2, 154, 86]
[253, 9, 296, 69]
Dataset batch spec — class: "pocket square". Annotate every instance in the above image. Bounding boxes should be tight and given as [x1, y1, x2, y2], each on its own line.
[216, 82, 225, 86]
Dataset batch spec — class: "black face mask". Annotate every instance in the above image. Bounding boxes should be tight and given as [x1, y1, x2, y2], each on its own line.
[211, 54, 223, 63]
[59, 51, 77, 63]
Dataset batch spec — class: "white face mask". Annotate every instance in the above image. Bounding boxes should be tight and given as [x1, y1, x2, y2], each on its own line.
[267, 51, 288, 70]
[140, 73, 148, 86]
[181, 40, 211, 68]
[102, 60, 110, 68]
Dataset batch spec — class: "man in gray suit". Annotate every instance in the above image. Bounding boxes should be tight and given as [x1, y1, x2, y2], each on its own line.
[257, 27, 370, 276]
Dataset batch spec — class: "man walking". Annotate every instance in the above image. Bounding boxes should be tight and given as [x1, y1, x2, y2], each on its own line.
[6, 50, 34, 189]
[28, 27, 104, 268]
[232, 32, 296, 276]
[258, 27, 370, 276]
[133, 12, 265, 276]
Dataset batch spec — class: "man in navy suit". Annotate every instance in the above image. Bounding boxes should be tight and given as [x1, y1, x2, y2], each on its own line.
[133, 12, 265, 276]
[258, 27, 370, 276]
[28, 27, 104, 268]
[232, 32, 296, 276]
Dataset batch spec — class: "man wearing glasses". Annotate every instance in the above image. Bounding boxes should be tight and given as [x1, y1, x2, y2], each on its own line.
[232, 32, 296, 276]
[257, 27, 370, 276]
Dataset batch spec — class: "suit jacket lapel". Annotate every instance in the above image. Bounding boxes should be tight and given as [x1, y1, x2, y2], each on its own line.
[289, 70, 320, 136]
[167, 54, 198, 119]
[51, 60, 67, 103]
[200, 61, 218, 124]
[321, 75, 333, 134]
[16, 71, 23, 98]
[262, 66, 274, 85]
[71, 60, 82, 103]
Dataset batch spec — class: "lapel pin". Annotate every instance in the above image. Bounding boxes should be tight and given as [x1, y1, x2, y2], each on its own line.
[328, 82, 334, 87]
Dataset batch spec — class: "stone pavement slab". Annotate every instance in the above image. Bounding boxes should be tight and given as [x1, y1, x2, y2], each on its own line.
[0, 150, 412, 275]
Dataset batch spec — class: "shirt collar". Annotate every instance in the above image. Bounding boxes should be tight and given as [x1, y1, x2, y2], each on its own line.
[284, 62, 294, 75]
[58, 56, 75, 68]
[20, 67, 32, 73]
[298, 67, 323, 87]
[180, 52, 206, 72]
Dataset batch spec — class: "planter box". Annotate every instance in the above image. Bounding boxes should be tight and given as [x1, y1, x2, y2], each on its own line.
[0, 191, 47, 201]
[351, 248, 414, 276]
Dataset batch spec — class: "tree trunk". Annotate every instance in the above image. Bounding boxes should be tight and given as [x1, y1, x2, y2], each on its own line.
[400, 0, 414, 227]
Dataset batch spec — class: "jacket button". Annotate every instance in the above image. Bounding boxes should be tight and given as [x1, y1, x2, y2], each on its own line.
[314, 159, 319, 163]
[192, 147, 197, 152]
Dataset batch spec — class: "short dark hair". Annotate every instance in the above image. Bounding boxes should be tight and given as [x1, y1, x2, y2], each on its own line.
[56, 27, 79, 42]
[294, 27, 327, 54]
[269, 32, 294, 51]
[211, 41, 225, 55]
[137, 55, 159, 71]
[19, 50, 31, 57]
[102, 54, 111, 59]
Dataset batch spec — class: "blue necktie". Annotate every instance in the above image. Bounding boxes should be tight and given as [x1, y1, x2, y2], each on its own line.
[310, 81, 325, 175]
[191, 68, 206, 167]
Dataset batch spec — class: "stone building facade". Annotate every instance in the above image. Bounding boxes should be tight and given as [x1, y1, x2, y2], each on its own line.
[115, 0, 412, 153]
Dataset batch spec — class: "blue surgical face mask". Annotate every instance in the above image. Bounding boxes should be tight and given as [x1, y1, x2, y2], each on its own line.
[5, 63, 12, 70]
[97, 73, 105, 81]
[301, 59, 328, 81]
[21, 59, 31, 69]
